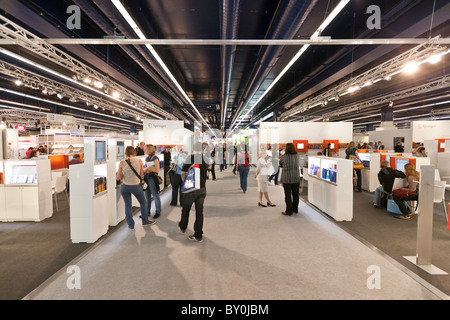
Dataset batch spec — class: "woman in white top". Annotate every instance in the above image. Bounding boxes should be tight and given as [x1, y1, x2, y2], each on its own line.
[255, 150, 276, 207]
[116, 146, 156, 229]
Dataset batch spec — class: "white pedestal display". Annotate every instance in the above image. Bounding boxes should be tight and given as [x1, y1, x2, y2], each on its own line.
[307, 156, 353, 221]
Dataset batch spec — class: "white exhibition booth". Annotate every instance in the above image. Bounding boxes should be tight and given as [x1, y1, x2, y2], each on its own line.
[259, 121, 354, 221]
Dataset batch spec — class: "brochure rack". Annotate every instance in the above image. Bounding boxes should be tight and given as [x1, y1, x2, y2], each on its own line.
[69, 137, 109, 243]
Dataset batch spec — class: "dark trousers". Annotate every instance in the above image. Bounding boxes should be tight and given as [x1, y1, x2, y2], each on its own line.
[170, 173, 183, 206]
[283, 182, 300, 215]
[354, 169, 362, 190]
[268, 169, 279, 184]
[164, 166, 170, 187]
[394, 194, 418, 215]
[180, 188, 207, 239]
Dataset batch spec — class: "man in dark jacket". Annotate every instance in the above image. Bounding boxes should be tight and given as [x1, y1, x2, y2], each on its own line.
[373, 161, 406, 207]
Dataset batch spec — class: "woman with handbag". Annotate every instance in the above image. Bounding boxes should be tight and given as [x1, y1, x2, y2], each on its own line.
[392, 163, 419, 220]
[116, 146, 156, 230]
[345, 141, 363, 192]
[144, 144, 162, 219]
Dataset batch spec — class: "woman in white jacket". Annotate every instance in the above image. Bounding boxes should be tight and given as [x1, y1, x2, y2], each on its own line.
[255, 150, 276, 207]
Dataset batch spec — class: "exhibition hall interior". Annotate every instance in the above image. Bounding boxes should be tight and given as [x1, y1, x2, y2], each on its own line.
[0, 0, 449, 301]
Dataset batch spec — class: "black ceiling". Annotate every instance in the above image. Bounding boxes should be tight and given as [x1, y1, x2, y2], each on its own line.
[0, 0, 449, 133]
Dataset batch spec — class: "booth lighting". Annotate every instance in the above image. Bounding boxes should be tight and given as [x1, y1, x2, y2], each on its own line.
[111, 91, 120, 99]
[14, 80, 22, 86]
[83, 77, 92, 84]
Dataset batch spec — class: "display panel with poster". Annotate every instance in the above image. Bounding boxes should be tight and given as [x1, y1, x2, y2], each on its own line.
[95, 140, 107, 164]
[117, 141, 125, 160]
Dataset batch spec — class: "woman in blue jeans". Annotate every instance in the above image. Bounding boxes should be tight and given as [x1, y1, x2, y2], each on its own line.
[116, 146, 156, 229]
[144, 144, 162, 219]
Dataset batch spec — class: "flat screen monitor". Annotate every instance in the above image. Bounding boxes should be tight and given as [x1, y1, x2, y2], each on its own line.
[117, 141, 125, 160]
[329, 143, 335, 149]
[440, 142, 445, 149]
[68, 155, 74, 162]
[297, 143, 304, 150]
[95, 140, 107, 163]
[396, 158, 409, 172]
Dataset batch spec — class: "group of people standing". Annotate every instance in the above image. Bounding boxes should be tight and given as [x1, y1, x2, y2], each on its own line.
[116, 140, 305, 242]
[116, 144, 163, 230]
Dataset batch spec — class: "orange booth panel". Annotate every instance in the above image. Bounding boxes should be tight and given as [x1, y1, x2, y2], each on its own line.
[323, 140, 340, 153]
[380, 154, 402, 162]
[437, 139, 446, 153]
[293, 140, 309, 153]
[48, 155, 67, 170]
[390, 157, 416, 172]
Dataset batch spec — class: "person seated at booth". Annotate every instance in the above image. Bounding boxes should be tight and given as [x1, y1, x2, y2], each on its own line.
[373, 161, 406, 208]
[392, 163, 420, 220]
[67, 154, 83, 167]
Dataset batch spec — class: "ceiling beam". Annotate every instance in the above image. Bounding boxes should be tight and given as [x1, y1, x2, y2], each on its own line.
[1, 38, 449, 46]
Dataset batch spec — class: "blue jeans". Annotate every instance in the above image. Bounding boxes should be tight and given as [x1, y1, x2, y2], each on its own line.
[145, 175, 161, 216]
[238, 165, 250, 192]
[373, 186, 387, 204]
[120, 184, 148, 228]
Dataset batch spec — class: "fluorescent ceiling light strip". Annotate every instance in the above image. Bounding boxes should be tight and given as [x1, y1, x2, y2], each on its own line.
[111, 0, 211, 130]
[232, 0, 350, 131]
[0, 48, 162, 119]
[0, 99, 50, 111]
[0, 88, 142, 126]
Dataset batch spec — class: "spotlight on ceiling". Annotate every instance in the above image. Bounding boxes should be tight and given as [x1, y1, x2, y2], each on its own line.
[112, 91, 120, 99]
[403, 62, 419, 74]
[428, 54, 441, 64]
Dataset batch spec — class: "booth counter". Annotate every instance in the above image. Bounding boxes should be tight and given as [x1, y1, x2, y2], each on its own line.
[0, 159, 52, 222]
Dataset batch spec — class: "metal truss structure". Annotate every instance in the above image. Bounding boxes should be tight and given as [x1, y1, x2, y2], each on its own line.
[0, 59, 150, 123]
[0, 14, 177, 121]
[281, 36, 448, 120]
[320, 75, 450, 120]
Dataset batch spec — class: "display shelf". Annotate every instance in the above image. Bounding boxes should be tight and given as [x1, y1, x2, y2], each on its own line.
[1, 159, 52, 222]
[308, 156, 353, 221]
[70, 137, 109, 243]
[107, 138, 125, 226]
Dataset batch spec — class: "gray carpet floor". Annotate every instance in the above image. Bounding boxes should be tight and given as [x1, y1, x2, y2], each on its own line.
[21, 169, 447, 300]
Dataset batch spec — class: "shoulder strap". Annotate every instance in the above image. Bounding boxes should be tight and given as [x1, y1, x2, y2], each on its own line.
[125, 159, 143, 181]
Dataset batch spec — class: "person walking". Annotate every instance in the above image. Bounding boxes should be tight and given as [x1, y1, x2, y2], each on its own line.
[170, 150, 187, 206]
[162, 146, 172, 188]
[280, 143, 300, 216]
[255, 150, 276, 207]
[179, 142, 208, 242]
[346, 141, 363, 192]
[116, 146, 156, 230]
[268, 144, 280, 185]
[236, 142, 250, 193]
[144, 144, 162, 219]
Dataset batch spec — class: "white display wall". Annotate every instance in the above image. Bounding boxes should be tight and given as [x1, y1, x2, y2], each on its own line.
[412, 120, 450, 142]
[369, 127, 413, 152]
[259, 122, 353, 145]
[143, 120, 186, 146]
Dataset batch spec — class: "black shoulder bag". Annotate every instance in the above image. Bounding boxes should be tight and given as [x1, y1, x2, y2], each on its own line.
[125, 159, 148, 191]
